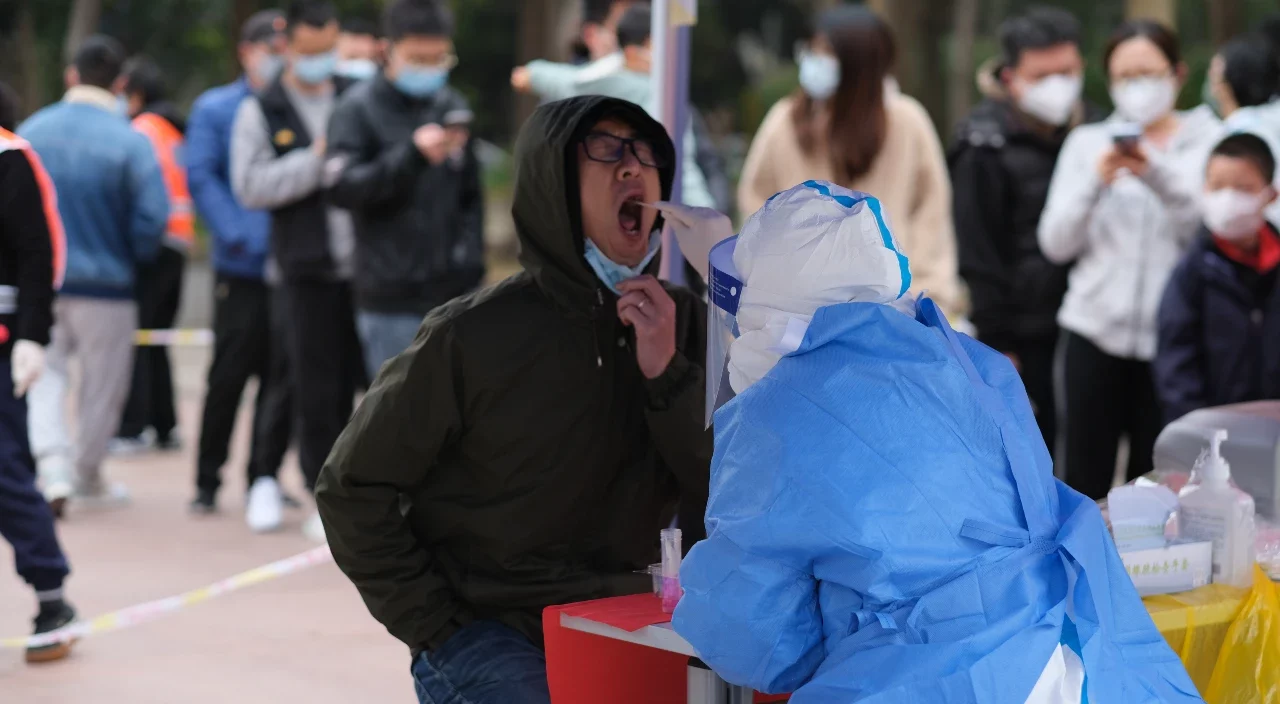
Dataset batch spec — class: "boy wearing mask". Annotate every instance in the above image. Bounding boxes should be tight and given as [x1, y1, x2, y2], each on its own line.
[1156, 131, 1280, 422]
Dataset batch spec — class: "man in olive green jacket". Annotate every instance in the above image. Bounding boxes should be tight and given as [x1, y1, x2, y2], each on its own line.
[316, 95, 710, 703]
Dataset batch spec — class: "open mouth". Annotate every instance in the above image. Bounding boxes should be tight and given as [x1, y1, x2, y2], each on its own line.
[618, 196, 644, 237]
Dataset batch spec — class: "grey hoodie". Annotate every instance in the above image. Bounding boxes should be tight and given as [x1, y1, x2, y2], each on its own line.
[1037, 107, 1224, 361]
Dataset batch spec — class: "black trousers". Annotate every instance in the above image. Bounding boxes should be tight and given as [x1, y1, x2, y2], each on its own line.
[282, 280, 365, 490]
[0, 361, 69, 592]
[1057, 330, 1163, 500]
[1012, 335, 1058, 457]
[195, 276, 293, 495]
[118, 245, 185, 440]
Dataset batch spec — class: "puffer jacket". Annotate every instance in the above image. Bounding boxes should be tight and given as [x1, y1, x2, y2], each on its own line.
[316, 95, 712, 655]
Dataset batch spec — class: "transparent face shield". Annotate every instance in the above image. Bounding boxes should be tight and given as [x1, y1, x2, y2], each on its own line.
[705, 236, 741, 427]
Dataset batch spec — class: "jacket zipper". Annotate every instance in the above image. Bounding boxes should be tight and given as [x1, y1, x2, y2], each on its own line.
[594, 289, 604, 368]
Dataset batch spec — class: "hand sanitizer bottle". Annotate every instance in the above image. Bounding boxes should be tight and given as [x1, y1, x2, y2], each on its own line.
[1178, 430, 1256, 587]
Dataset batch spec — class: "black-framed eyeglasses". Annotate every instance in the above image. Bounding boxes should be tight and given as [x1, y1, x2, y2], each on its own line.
[581, 131, 668, 169]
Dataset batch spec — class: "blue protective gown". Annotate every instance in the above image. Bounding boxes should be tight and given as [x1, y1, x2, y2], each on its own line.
[673, 298, 1202, 703]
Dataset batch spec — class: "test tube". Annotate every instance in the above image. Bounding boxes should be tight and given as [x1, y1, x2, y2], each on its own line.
[661, 528, 682, 613]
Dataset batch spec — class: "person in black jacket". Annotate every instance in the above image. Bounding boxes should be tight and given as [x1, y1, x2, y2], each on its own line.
[1156, 132, 1280, 423]
[231, 0, 363, 540]
[327, 0, 485, 381]
[949, 6, 1102, 451]
[0, 86, 78, 663]
[316, 95, 710, 704]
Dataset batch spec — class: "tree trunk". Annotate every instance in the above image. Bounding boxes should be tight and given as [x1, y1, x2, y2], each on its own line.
[1207, 0, 1241, 47]
[1125, 0, 1177, 28]
[949, 0, 979, 132]
[512, 0, 572, 137]
[16, 0, 41, 114]
[63, 0, 103, 63]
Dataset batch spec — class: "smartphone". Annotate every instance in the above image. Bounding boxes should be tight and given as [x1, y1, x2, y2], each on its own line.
[1112, 123, 1142, 153]
[443, 109, 474, 129]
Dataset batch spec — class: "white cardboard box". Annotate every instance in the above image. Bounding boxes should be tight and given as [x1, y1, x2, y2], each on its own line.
[1119, 540, 1213, 596]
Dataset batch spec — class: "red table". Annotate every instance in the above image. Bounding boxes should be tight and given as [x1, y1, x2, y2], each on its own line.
[543, 595, 789, 704]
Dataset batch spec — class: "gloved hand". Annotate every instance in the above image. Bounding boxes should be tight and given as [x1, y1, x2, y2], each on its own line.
[11, 340, 45, 398]
[646, 201, 734, 283]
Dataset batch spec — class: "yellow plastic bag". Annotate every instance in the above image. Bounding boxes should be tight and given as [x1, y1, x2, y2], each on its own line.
[1204, 566, 1280, 703]
[1145, 584, 1247, 691]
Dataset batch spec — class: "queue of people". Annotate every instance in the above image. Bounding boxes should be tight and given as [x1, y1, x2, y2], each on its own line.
[3, 0, 1280, 698]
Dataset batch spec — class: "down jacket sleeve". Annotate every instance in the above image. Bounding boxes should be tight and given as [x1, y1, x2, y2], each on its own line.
[1154, 253, 1208, 424]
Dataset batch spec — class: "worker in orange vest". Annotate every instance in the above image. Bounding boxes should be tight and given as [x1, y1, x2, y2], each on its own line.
[113, 56, 191, 452]
[0, 81, 78, 664]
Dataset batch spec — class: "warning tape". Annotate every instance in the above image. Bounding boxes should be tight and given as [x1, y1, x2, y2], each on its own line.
[134, 328, 214, 346]
[1, 545, 332, 649]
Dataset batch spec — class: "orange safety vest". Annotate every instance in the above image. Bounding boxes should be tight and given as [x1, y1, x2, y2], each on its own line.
[132, 112, 195, 247]
[0, 126, 66, 289]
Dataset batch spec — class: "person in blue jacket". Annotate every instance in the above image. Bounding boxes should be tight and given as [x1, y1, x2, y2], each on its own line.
[1156, 131, 1280, 424]
[19, 36, 169, 514]
[186, 9, 295, 525]
[673, 181, 1201, 703]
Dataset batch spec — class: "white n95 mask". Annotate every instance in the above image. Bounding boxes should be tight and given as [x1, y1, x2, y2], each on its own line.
[1110, 77, 1177, 127]
[1203, 188, 1269, 241]
[799, 53, 841, 101]
[1017, 74, 1082, 127]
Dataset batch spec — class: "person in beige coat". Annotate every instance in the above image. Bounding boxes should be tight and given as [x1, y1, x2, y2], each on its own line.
[738, 5, 961, 317]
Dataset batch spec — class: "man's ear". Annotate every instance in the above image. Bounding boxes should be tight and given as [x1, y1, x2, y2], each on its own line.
[999, 65, 1015, 87]
[64, 66, 79, 89]
[1176, 61, 1190, 87]
[1264, 185, 1278, 207]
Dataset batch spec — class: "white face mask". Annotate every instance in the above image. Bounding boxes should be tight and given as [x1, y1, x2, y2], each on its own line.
[799, 53, 840, 101]
[1110, 76, 1178, 126]
[1016, 74, 1082, 126]
[1203, 188, 1269, 240]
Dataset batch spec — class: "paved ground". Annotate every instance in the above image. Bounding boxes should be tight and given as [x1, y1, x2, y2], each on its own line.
[0, 274, 420, 703]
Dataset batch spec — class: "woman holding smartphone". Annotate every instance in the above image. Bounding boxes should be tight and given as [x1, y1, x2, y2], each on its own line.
[1039, 20, 1222, 499]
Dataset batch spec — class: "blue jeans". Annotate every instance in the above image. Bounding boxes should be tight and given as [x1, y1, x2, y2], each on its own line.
[355, 310, 423, 381]
[411, 621, 550, 704]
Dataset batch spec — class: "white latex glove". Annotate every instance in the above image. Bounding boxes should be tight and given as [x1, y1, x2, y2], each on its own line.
[645, 201, 734, 283]
[11, 340, 45, 398]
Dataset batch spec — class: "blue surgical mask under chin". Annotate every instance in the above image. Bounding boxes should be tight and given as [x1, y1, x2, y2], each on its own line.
[293, 51, 337, 85]
[583, 233, 661, 295]
[393, 66, 449, 98]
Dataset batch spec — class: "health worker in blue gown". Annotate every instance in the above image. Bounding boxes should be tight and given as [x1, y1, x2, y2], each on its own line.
[671, 180, 1201, 704]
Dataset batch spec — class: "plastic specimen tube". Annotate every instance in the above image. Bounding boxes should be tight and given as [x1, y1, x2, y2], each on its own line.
[661, 528, 683, 613]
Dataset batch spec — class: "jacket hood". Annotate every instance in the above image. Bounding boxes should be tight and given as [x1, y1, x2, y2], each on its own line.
[512, 95, 676, 308]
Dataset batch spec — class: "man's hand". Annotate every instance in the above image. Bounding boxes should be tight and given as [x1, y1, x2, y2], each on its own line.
[413, 123, 450, 165]
[311, 137, 328, 157]
[617, 276, 677, 379]
[11, 340, 44, 398]
[511, 66, 532, 94]
[1098, 144, 1149, 184]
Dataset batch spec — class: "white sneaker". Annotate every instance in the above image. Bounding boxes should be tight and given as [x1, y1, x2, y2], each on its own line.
[302, 511, 327, 543]
[245, 477, 284, 533]
[73, 482, 131, 511]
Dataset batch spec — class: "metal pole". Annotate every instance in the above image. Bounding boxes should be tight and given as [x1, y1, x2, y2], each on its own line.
[651, 0, 693, 285]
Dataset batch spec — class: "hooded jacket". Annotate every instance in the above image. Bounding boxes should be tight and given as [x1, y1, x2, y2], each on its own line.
[949, 61, 1105, 351]
[315, 96, 711, 655]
